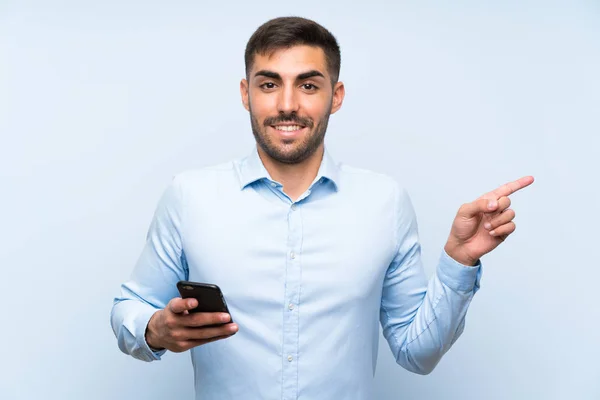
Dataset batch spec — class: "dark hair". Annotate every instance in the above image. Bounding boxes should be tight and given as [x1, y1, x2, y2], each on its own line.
[244, 16, 341, 85]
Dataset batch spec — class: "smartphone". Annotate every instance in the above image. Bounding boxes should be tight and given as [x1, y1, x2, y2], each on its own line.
[176, 281, 232, 323]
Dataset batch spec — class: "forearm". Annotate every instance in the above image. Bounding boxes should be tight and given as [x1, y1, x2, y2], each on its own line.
[382, 250, 481, 374]
[110, 292, 166, 362]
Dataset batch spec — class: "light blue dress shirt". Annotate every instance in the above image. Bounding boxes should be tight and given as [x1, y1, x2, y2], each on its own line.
[111, 145, 482, 400]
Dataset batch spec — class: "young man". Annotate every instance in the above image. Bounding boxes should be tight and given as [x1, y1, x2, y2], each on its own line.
[111, 16, 533, 399]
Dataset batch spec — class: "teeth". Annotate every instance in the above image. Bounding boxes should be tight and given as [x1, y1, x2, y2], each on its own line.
[274, 125, 302, 132]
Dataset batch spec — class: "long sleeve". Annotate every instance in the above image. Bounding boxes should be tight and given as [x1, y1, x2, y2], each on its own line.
[379, 185, 482, 375]
[110, 175, 188, 362]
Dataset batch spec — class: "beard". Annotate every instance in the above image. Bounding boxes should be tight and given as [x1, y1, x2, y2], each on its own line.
[249, 103, 332, 165]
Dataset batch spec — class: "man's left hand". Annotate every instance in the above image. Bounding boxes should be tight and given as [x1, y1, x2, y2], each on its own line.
[444, 176, 535, 266]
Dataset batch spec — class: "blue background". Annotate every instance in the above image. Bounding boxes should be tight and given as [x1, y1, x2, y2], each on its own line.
[1, 1, 599, 398]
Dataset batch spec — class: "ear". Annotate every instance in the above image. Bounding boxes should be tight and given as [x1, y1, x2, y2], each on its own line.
[330, 81, 345, 115]
[240, 78, 250, 111]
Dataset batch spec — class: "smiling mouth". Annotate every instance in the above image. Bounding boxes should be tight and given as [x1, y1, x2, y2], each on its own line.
[271, 125, 305, 132]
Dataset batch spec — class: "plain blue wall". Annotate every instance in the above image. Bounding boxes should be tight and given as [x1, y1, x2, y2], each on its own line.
[1, 1, 599, 399]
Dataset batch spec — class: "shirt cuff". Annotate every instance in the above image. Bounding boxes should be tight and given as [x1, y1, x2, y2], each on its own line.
[135, 307, 168, 360]
[437, 249, 483, 294]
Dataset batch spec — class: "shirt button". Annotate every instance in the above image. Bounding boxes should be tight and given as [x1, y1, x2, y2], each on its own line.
[287, 355, 293, 362]
[291, 204, 297, 211]
[270, 182, 276, 187]
[290, 252, 296, 259]
[288, 303, 294, 310]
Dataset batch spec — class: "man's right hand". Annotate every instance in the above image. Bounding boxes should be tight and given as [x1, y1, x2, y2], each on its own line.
[145, 297, 238, 353]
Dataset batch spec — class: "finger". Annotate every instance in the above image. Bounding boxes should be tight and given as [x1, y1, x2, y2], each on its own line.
[183, 323, 239, 341]
[486, 176, 534, 199]
[169, 297, 198, 314]
[179, 333, 236, 351]
[184, 312, 231, 328]
[489, 221, 516, 237]
[458, 198, 500, 218]
[495, 196, 511, 213]
[484, 208, 515, 231]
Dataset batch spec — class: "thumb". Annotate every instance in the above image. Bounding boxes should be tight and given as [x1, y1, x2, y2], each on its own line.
[169, 297, 198, 314]
[459, 198, 498, 218]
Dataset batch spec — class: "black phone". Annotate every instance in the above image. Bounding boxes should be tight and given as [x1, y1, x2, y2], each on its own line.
[176, 281, 232, 322]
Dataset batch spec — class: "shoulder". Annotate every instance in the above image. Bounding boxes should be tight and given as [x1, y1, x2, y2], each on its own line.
[337, 163, 408, 200]
[171, 159, 237, 187]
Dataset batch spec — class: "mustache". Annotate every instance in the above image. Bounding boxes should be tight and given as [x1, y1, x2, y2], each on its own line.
[263, 113, 314, 128]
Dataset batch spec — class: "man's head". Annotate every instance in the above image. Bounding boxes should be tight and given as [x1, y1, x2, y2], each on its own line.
[240, 17, 345, 165]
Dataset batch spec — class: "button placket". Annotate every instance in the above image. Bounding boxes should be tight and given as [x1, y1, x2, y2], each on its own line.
[282, 197, 302, 398]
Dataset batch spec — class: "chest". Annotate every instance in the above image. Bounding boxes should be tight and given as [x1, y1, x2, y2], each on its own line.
[181, 187, 397, 313]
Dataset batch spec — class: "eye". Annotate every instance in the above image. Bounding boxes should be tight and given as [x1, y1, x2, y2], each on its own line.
[302, 83, 318, 91]
[260, 82, 277, 90]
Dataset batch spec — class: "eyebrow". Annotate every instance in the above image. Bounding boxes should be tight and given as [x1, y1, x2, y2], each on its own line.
[297, 70, 325, 80]
[254, 70, 281, 80]
[254, 69, 326, 81]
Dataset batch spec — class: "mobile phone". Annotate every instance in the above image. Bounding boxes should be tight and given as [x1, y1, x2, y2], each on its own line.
[176, 281, 232, 322]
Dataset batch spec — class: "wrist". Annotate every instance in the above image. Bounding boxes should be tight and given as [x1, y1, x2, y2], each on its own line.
[145, 311, 165, 352]
[444, 242, 479, 267]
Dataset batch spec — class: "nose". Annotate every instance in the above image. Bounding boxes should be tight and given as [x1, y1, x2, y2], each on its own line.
[277, 84, 300, 114]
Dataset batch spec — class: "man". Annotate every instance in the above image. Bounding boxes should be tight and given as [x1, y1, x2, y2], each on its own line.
[111, 16, 533, 399]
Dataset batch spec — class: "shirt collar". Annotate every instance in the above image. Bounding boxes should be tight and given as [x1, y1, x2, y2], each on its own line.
[238, 144, 340, 191]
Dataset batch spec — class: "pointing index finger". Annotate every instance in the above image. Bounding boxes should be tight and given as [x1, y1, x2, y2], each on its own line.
[487, 176, 535, 199]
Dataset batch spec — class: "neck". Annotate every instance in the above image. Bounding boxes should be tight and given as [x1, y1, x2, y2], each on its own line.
[256, 144, 324, 202]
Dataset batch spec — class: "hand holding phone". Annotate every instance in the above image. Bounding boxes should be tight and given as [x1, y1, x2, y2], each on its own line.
[145, 281, 237, 353]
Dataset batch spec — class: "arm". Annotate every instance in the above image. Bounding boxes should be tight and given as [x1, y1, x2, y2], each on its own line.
[379, 185, 482, 375]
[110, 175, 188, 362]
[381, 175, 533, 374]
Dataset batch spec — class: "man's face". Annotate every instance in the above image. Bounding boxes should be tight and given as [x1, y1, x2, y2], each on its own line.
[241, 45, 344, 164]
